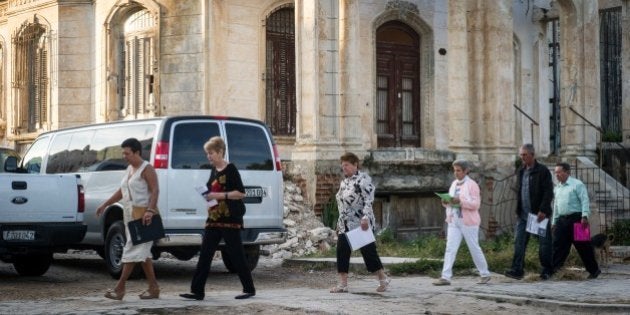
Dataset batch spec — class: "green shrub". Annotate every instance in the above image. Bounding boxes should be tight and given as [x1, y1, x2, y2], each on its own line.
[322, 196, 338, 230]
[602, 130, 622, 142]
[377, 228, 395, 244]
[610, 219, 630, 245]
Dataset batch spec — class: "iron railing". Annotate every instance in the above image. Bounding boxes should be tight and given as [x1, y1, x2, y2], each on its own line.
[480, 160, 630, 237]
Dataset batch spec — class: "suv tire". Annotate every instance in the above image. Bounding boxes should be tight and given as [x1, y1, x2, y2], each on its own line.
[104, 220, 143, 279]
[13, 253, 53, 276]
[221, 245, 260, 273]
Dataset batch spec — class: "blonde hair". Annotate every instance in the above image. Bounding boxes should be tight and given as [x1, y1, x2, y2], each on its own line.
[203, 136, 226, 156]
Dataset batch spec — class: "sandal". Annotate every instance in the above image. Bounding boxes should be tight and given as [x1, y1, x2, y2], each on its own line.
[104, 288, 125, 300]
[329, 284, 348, 293]
[139, 286, 160, 299]
[376, 278, 391, 292]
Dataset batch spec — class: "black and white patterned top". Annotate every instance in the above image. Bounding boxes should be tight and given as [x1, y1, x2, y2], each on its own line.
[335, 171, 376, 234]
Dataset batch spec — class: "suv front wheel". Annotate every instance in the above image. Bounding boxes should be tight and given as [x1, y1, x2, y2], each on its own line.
[104, 221, 126, 279]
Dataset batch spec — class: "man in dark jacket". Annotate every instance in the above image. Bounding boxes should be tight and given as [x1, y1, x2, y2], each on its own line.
[504, 144, 554, 280]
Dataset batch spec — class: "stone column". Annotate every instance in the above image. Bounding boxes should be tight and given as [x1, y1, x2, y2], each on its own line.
[446, 0, 473, 157]
[466, 0, 515, 161]
[557, 0, 599, 158]
[622, 0, 630, 145]
[339, 0, 367, 152]
[291, 0, 343, 207]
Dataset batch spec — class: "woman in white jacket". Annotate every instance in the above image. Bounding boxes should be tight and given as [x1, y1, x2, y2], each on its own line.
[433, 159, 491, 285]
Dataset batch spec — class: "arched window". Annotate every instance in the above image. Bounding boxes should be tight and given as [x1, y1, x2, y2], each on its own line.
[376, 21, 420, 147]
[122, 9, 156, 118]
[265, 6, 296, 136]
[12, 19, 49, 133]
[105, 2, 159, 121]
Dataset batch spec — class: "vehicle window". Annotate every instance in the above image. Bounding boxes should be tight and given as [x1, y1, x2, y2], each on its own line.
[46, 130, 95, 174]
[89, 125, 155, 172]
[225, 123, 273, 170]
[171, 122, 220, 169]
[46, 133, 72, 173]
[66, 130, 96, 172]
[20, 136, 50, 174]
[47, 132, 97, 173]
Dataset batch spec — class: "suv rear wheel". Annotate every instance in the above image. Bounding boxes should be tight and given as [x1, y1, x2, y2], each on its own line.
[13, 253, 53, 276]
[220, 245, 260, 273]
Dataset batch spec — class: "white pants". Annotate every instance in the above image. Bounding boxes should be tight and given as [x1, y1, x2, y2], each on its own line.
[441, 217, 490, 280]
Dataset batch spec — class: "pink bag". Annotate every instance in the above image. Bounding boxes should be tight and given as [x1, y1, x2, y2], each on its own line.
[573, 222, 590, 242]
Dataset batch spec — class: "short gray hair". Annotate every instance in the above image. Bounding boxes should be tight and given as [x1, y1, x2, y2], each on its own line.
[521, 143, 535, 155]
[452, 159, 471, 172]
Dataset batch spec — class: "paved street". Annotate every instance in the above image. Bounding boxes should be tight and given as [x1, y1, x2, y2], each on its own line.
[1, 253, 629, 314]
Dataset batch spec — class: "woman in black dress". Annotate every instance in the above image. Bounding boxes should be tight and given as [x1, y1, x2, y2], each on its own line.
[180, 136, 255, 300]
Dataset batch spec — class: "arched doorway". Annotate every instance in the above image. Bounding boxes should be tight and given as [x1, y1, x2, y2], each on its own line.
[376, 21, 420, 147]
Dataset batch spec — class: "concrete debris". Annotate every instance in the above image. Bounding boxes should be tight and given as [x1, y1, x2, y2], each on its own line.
[263, 182, 335, 258]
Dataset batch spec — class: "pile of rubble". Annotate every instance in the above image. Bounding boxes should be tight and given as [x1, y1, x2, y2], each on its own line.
[262, 182, 335, 259]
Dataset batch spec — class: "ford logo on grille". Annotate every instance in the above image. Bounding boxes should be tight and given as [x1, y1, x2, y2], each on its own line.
[11, 196, 28, 204]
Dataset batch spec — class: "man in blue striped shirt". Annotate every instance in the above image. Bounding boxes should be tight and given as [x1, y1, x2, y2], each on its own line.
[551, 162, 600, 279]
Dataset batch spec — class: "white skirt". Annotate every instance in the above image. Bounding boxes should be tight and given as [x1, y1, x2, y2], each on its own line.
[121, 205, 153, 263]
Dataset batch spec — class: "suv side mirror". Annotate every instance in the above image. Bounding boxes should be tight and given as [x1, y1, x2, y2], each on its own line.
[4, 156, 18, 172]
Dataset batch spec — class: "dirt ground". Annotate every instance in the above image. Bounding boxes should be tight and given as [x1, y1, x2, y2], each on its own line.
[0, 251, 617, 314]
[0, 250, 332, 300]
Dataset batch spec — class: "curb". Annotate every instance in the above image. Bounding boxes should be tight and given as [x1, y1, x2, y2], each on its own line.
[283, 257, 421, 272]
[459, 291, 630, 313]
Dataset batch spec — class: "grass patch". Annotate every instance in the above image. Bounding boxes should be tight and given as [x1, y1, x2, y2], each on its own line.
[307, 232, 585, 277]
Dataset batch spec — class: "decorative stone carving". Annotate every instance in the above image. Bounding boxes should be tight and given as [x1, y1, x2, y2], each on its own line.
[385, 0, 419, 14]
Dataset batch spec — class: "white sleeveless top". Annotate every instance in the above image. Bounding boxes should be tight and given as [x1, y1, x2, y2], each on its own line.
[120, 160, 154, 263]
[121, 161, 150, 207]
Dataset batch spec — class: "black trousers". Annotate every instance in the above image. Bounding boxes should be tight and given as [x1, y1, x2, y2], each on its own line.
[336, 232, 383, 273]
[190, 228, 255, 296]
[552, 212, 599, 274]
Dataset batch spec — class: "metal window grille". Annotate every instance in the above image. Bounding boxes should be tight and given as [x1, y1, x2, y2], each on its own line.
[599, 7, 622, 141]
[122, 9, 155, 118]
[547, 19, 561, 154]
[265, 7, 296, 136]
[12, 21, 48, 133]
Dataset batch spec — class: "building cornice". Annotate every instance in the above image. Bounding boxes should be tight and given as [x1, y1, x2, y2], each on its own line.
[7, 0, 92, 11]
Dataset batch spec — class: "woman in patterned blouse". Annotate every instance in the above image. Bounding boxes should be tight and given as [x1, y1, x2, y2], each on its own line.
[330, 152, 390, 293]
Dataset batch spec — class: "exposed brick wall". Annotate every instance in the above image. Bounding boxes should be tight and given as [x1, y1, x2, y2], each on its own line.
[314, 173, 341, 216]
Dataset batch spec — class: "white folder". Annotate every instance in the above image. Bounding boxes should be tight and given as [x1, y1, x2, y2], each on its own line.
[345, 227, 376, 251]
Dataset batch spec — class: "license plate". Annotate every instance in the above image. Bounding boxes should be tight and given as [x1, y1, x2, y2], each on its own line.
[245, 187, 265, 198]
[3, 230, 35, 241]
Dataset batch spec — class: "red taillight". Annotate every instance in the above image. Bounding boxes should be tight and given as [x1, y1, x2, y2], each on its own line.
[272, 144, 282, 171]
[154, 141, 169, 169]
[77, 184, 85, 213]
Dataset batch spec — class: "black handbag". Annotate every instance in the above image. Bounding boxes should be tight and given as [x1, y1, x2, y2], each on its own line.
[127, 215, 165, 245]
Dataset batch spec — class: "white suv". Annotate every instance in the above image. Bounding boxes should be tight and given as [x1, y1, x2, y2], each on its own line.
[19, 116, 286, 277]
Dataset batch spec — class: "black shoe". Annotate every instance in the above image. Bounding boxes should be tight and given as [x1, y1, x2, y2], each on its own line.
[539, 273, 551, 280]
[504, 270, 524, 280]
[235, 292, 256, 299]
[180, 293, 204, 300]
[587, 269, 601, 279]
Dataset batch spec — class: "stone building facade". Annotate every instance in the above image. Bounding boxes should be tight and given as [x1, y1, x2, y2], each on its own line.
[0, 0, 628, 238]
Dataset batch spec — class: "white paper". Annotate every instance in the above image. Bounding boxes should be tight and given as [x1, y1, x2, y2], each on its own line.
[526, 213, 548, 236]
[195, 186, 218, 207]
[345, 227, 376, 251]
[194, 185, 208, 195]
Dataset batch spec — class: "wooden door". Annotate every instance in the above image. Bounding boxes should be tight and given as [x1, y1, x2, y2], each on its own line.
[376, 22, 420, 147]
